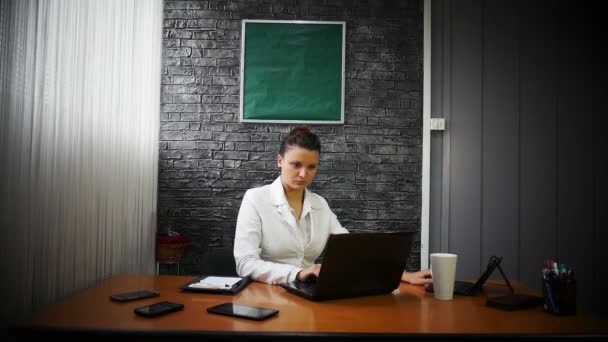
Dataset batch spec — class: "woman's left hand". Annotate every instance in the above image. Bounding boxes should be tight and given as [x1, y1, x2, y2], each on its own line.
[401, 269, 432, 285]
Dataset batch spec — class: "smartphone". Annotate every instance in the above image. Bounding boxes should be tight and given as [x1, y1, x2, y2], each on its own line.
[134, 301, 184, 318]
[207, 303, 279, 321]
[110, 290, 160, 302]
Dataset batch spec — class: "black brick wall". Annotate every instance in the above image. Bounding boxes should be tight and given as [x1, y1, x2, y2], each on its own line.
[160, 0, 423, 275]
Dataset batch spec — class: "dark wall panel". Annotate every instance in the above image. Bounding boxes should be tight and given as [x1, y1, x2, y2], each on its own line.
[556, 5, 594, 312]
[447, 0, 483, 279]
[592, 80, 607, 316]
[481, 1, 519, 279]
[518, 1, 558, 289]
[429, 0, 446, 256]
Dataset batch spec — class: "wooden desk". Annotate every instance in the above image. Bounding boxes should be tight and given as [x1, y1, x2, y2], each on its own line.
[11, 274, 607, 339]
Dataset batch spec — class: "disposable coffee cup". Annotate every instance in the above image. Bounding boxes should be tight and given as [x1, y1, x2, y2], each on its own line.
[430, 253, 458, 300]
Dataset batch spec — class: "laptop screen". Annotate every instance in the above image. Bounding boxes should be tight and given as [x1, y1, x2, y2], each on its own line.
[285, 231, 415, 301]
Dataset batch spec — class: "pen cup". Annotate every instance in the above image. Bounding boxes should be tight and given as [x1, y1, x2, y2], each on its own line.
[541, 276, 576, 315]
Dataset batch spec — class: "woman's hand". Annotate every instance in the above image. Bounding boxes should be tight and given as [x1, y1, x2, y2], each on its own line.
[297, 264, 321, 282]
[401, 269, 432, 285]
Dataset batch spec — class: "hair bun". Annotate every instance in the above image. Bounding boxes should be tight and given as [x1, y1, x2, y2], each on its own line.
[279, 125, 321, 156]
[290, 125, 312, 135]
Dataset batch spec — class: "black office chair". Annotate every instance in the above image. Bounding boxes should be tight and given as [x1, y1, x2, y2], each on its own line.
[199, 246, 238, 277]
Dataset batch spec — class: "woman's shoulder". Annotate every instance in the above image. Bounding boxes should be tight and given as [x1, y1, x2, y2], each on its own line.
[305, 188, 331, 208]
[243, 182, 273, 200]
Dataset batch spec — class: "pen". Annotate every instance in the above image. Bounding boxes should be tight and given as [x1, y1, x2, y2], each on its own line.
[559, 264, 568, 280]
[552, 262, 559, 276]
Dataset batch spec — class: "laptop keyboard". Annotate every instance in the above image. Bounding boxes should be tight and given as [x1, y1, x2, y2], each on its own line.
[293, 280, 316, 294]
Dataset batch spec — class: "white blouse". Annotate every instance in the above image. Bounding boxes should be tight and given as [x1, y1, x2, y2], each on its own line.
[233, 176, 349, 284]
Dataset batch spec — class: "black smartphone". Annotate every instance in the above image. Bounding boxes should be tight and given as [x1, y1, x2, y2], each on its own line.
[207, 303, 279, 321]
[134, 301, 184, 318]
[110, 290, 160, 302]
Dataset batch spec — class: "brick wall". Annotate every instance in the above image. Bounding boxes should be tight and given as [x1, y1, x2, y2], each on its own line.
[160, 0, 423, 274]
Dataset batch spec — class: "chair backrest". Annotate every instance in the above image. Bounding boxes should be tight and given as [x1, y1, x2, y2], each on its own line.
[199, 246, 238, 277]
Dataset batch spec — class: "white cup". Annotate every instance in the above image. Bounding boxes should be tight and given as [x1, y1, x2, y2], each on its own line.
[430, 253, 458, 300]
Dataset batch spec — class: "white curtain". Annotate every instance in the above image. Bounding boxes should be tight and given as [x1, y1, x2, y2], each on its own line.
[0, 0, 163, 321]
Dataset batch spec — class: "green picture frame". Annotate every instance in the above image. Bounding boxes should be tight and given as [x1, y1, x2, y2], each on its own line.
[239, 20, 345, 124]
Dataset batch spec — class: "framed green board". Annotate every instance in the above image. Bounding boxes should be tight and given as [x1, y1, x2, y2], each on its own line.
[240, 20, 345, 124]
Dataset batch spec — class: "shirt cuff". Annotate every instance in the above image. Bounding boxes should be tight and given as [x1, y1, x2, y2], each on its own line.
[288, 267, 302, 282]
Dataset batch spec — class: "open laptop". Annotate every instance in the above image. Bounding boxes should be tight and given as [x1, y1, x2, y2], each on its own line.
[425, 255, 504, 296]
[280, 231, 415, 301]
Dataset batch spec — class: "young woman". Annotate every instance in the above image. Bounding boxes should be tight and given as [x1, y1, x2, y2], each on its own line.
[234, 125, 431, 285]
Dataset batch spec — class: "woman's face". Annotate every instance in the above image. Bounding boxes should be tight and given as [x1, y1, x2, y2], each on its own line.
[277, 145, 320, 193]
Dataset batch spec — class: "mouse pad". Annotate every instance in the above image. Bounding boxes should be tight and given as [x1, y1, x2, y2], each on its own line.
[486, 294, 543, 311]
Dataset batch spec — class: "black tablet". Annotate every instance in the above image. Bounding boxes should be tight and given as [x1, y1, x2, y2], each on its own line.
[110, 290, 160, 302]
[207, 303, 278, 321]
[134, 301, 184, 318]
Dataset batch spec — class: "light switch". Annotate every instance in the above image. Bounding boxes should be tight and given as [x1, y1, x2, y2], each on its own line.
[430, 118, 445, 131]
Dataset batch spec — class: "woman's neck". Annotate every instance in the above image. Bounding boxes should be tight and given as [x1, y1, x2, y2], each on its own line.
[284, 188, 304, 203]
[283, 187, 304, 220]
[280, 178, 305, 206]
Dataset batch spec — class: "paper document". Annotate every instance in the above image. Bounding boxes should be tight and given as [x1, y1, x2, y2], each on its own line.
[188, 276, 242, 289]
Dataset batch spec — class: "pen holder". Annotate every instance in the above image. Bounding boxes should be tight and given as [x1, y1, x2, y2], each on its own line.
[541, 276, 576, 315]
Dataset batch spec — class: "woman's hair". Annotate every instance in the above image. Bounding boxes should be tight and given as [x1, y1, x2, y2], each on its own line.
[279, 125, 321, 156]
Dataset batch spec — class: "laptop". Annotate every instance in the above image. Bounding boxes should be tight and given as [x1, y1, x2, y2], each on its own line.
[425, 255, 503, 296]
[280, 231, 415, 301]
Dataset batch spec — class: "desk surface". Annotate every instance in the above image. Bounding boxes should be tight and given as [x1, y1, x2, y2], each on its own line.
[13, 274, 607, 338]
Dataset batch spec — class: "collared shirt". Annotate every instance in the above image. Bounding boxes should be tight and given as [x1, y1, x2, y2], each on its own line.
[234, 176, 349, 284]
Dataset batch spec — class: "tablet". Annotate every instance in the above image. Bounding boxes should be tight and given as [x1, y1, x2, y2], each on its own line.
[110, 290, 160, 302]
[207, 303, 278, 321]
[134, 301, 184, 318]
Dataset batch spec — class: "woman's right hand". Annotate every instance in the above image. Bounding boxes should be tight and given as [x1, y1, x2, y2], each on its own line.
[297, 264, 321, 282]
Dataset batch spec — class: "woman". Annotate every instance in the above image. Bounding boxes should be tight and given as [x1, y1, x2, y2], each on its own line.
[234, 125, 431, 285]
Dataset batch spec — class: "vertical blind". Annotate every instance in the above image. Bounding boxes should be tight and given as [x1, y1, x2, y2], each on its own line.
[0, 0, 163, 321]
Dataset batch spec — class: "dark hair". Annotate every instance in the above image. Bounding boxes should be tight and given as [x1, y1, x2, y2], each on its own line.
[279, 125, 321, 156]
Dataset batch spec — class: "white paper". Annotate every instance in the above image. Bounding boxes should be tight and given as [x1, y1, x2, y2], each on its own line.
[188, 276, 242, 289]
